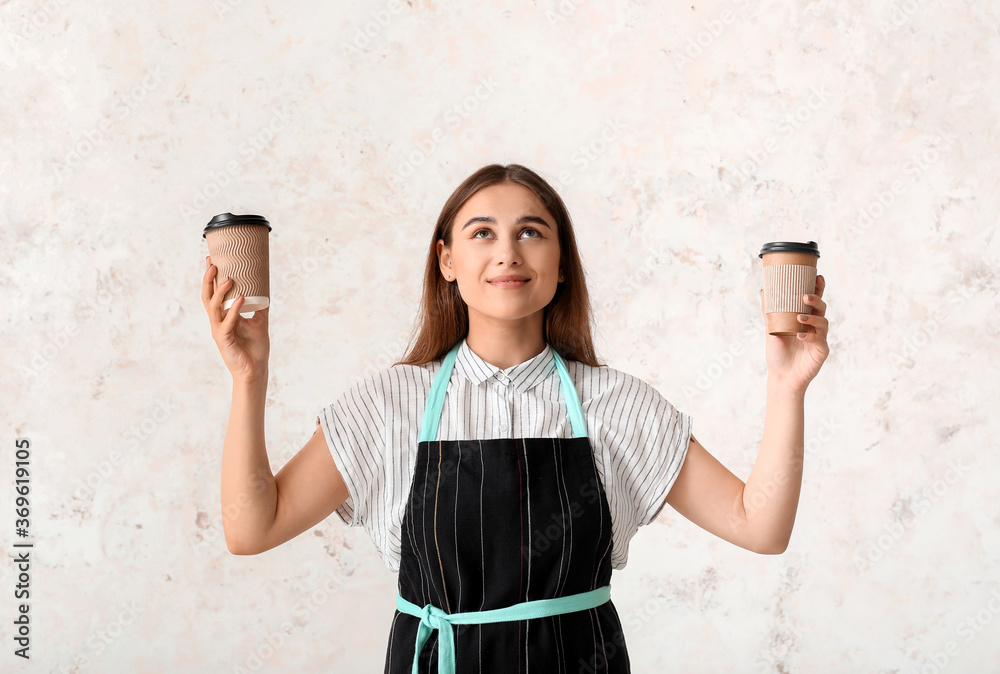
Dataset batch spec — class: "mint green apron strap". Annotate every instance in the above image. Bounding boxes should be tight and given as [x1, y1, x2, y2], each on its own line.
[419, 341, 588, 443]
[550, 348, 587, 439]
[418, 342, 460, 444]
[396, 585, 611, 674]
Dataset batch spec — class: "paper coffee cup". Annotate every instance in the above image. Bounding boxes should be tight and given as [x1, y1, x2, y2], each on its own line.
[758, 241, 820, 336]
[203, 213, 271, 317]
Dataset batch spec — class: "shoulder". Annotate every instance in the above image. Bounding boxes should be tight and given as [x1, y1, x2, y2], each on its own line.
[564, 358, 687, 421]
[336, 360, 441, 404]
[564, 359, 663, 399]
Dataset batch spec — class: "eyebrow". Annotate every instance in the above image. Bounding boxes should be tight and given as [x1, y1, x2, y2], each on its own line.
[460, 215, 553, 231]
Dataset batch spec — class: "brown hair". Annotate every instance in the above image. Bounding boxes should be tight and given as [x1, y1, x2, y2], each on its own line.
[394, 163, 605, 368]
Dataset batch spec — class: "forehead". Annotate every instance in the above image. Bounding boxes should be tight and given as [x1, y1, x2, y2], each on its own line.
[456, 182, 551, 220]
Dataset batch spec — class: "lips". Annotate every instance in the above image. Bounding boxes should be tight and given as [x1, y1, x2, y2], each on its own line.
[489, 275, 530, 288]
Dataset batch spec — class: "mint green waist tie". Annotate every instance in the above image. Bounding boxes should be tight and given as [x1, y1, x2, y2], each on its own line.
[395, 585, 611, 674]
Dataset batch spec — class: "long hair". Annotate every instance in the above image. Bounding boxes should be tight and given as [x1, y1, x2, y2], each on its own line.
[394, 163, 605, 368]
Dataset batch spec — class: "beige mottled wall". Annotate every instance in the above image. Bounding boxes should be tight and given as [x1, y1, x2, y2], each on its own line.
[2, 0, 998, 671]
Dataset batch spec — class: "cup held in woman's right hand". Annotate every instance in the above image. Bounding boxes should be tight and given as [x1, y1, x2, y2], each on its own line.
[759, 241, 820, 336]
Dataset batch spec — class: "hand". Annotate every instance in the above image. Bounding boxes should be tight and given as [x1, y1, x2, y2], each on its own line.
[759, 275, 829, 394]
[202, 255, 270, 384]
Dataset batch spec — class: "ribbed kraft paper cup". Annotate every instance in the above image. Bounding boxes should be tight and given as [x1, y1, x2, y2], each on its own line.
[759, 241, 820, 336]
[203, 214, 271, 315]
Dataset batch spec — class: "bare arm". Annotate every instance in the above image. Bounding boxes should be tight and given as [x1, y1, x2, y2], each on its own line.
[740, 380, 805, 553]
[220, 375, 275, 554]
[204, 255, 348, 555]
[662, 434, 756, 552]
[222, 383, 350, 555]
[662, 379, 805, 555]
[248, 423, 350, 555]
[662, 276, 828, 553]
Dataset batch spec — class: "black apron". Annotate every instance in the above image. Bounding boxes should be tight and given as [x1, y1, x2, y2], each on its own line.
[383, 341, 631, 673]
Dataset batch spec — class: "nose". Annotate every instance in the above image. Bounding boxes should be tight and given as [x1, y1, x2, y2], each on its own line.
[494, 233, 522, 266]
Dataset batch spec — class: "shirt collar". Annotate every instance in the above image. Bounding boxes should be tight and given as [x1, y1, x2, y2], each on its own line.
[453, 337, 555, 393]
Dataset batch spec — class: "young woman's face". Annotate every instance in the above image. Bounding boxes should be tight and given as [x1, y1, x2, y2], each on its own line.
[438, 182, 562, 327]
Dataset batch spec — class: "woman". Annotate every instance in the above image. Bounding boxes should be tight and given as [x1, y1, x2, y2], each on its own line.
[202, 164, 829, 672]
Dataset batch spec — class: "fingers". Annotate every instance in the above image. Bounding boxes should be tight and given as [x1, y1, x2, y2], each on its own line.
[796, 312, 828, 337]
[799, 276, 828, 335]
[212, 277, 235, 322]
[202, 257, 216, 307]
[202, 256, 237, 325]
[803, 290, 827, 317]
[796, 313, 830, 352]
[221, 293, 245, 332]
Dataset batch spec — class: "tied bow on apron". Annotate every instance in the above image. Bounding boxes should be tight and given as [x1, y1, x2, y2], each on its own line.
[397, 586, 612, 674]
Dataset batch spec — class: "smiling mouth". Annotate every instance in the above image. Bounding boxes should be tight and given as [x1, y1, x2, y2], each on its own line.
[489, 279, 530, 288]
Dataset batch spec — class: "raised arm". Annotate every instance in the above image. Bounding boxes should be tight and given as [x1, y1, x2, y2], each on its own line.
[664, 387, 803, 555]
[242, 423, 350, 555]
[661, 276, 829, 554]
[203, 255, 349, 555]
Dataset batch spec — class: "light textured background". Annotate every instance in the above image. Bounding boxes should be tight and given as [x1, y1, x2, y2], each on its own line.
[2, 0, 998, 671]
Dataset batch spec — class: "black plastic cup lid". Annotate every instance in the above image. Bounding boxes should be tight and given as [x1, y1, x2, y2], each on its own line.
[758, 240, 820, 258]
[203, 213, 271, 239]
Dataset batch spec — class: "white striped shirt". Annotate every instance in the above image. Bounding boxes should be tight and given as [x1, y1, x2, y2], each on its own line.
[316, 337, 693, 573]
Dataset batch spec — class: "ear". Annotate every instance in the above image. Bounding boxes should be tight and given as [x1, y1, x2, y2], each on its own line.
[436, 240, 451, 280]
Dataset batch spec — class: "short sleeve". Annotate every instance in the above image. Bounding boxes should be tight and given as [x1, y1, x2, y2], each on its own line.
[316, 373, 387, 529]
[594, 370, 693, 568]
[628, 380, 692, 528]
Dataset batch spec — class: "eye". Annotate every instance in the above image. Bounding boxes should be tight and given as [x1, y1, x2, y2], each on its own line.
[471, 227, 543, 239]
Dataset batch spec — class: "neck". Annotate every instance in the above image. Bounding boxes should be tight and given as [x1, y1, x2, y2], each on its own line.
[466, 310, 546, 369]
